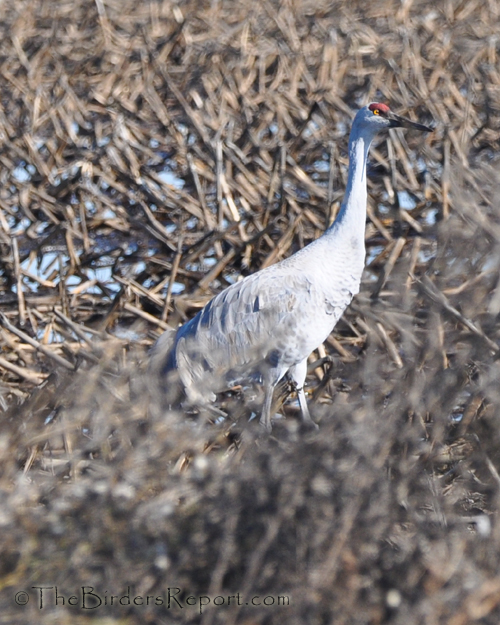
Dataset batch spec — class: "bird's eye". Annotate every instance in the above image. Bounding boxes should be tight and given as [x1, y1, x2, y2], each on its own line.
[373, 109, 380, 115]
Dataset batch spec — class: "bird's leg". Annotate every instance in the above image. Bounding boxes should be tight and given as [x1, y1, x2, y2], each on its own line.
[297, 386, 318, 428]
[259, 384, 274, 432]
[299, 391, 319, 429]
[288, 359, 318, 428]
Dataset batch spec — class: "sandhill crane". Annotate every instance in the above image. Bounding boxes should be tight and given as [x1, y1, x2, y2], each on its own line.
[150, 103, 432, 430]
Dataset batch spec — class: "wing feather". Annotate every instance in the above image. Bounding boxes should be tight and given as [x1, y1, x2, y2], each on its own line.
[171, 268, 314, 390]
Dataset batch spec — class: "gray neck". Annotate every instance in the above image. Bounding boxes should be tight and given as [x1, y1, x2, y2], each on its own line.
[327, 128, 374, 235]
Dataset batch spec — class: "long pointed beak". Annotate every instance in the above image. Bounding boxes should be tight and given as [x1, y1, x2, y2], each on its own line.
[388, 112, 433, 132]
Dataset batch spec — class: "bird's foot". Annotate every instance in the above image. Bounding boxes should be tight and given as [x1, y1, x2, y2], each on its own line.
[259, 415, 273, 433]
[301, 418, 319, 432]
[259, 411, 285, 432]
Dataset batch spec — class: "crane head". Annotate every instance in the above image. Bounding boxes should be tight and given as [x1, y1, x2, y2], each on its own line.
[364, 102, 433, 133]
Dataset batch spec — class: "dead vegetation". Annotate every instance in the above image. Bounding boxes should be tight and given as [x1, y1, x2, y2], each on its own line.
[1, 0, 500, 623]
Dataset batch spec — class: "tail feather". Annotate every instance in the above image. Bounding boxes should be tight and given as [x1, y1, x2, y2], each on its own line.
[148, 328, 184, 417]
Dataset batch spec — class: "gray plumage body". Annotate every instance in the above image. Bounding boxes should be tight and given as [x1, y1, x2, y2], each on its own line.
[150, 104, 431, 429]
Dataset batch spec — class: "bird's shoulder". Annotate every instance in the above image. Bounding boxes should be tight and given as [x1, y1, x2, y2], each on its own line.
[214, 264, 315, 315]
[180, 264, 319, 341]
